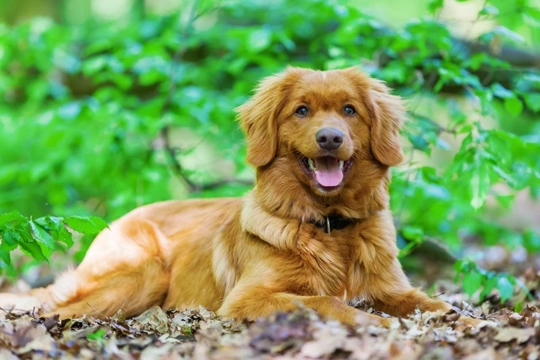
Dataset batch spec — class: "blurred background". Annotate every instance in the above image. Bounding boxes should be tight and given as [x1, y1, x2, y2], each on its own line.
[1, 0, 539, 302]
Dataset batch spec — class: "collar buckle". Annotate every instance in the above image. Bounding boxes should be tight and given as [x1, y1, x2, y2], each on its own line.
[312, 214, 357, 233]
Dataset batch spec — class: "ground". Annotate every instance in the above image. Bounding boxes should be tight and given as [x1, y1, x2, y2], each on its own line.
[1, 279, 540, 360]
[1, 251, 540, 359]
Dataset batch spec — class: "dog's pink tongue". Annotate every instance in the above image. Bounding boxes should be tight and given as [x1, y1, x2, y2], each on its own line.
[314, 157, 343, 187]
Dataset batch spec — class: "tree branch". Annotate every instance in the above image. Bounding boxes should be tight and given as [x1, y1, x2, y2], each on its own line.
[156, 0, 205, 193]
[408, 112, 458, 135]
[189, 178, 254, 192]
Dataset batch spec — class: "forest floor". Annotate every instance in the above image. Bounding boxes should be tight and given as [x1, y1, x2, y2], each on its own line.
[1, 259, 539, 359]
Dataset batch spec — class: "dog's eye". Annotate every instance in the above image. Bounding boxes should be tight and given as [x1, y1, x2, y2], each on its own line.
[295, 106, 309, 117]
[344, 105, 356, 116]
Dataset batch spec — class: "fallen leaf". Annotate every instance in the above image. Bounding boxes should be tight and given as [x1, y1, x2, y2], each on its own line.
[461, 347, 497, 360]
[494, 327, 534, 343]
[12, 320, 54, 354]
[300, 325, 347, 358]
[0, 349, 18, 360]
[132, 306, 169, 334]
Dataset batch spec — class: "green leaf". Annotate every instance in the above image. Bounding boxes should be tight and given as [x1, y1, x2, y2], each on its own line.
[82, 56, 107, 76]
[480, 275, 498, 299]
[479, 5, 499, 16]
[523, 8, 540, 27]
[496, 276, 514, 302]
[408, 133, 430, 152]
[35, 216, 74, 247]
[87, 328, 107, 341]
[494, 194, 515, 209]
[401, 225, 424, 243]
[248, 28, 272, 52]
[471, 154, 491, 209]
[58, 102, 81, 120]
[523, 93, 540, 112]
[0, 251, 11, 266]
[491, 83, 513, 99]
[64, 216, 108, 234]
[504, 97, 523, 116]
[29, 220, 55, 249]
[492, 165, 516, 188]
[0, 232, 17, 265]
[462, 271, 483, 297]
[523, 229, 540, 253]
[18, 240, 47, 262]
[1, 230, 20, 248]
[427, 0, 444, 14]
[0, 211, 25, 226]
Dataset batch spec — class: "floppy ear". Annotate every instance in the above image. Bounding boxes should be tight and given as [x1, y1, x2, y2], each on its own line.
[366, 78, 406, 167]
[236, 69, 295, 167]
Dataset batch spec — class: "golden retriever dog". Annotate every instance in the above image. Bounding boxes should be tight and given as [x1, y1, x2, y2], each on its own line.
[0, 67, 475, 327]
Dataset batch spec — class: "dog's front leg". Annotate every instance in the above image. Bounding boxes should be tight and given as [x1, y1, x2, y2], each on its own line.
[363, 259, 453, 317]
[372, 287, 453, 317]
[218, 284, 392, 328]
[363, 259, 487, 327]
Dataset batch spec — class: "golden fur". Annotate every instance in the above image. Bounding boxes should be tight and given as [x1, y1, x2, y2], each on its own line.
[0, 67, 475, 327]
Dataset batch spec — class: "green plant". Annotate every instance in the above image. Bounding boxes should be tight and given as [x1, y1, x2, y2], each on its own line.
[454, 259, 531, 305]
[0, 0, 539, 302]
[0, 212, 107, 276]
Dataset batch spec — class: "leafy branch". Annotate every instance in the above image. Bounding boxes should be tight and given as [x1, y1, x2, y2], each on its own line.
[0, 212, 107, 276]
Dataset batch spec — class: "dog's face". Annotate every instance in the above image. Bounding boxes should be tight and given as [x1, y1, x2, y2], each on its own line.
[238, 67, 405, 197]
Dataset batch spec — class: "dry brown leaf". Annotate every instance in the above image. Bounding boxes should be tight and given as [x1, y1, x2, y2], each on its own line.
[131, 306, 169, 334]
[508, 312, 524, 327]
[0, 349, 18, 360]
[461, 347, 497, 360]
[300, 325, 347, 358]
[11, 320, 54, 354]
[494, 327, 534, 343]
[1, 287, 540, 360]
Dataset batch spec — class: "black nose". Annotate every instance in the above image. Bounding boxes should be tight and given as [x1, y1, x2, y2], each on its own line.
[316, 128, 343, 150]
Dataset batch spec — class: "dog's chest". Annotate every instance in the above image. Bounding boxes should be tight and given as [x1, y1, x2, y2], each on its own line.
[295, 229, 359, 298]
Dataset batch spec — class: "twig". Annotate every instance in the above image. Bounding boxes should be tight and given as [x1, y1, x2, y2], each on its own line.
[159, 126, 197, 191]
[191, 179, 254, 192]
[408, 111, 458, 135]
[395, 150, 415, 228]
[156, 1, 201, 192]
[85, 302, 109, 319]
[156, 2, 252, 193]
[155, 2, 249, 193]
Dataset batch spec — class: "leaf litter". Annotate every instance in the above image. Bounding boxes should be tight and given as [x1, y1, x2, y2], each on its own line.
[1, 270, 540, 359]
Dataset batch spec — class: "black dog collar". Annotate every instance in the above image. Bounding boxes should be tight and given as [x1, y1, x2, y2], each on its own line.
[312, 214, 357, 234]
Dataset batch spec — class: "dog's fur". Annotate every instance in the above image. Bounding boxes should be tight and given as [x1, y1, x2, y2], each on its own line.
[1, 67, 467, 327]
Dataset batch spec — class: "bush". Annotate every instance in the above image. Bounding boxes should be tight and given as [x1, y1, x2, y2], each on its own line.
[1, 0, 539, 302]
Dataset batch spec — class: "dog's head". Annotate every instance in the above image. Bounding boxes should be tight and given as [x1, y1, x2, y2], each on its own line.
[237, 67, 405, 198]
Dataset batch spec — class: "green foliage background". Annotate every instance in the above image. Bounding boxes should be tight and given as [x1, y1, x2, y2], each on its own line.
[1, 0, 539, 301]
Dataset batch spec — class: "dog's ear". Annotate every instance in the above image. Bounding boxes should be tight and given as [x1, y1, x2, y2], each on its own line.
[366, 78, 405, 167]
[236, 69, 295, 167]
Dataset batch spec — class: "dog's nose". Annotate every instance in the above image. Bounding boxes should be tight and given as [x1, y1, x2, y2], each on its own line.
[316, 128, 343, 150]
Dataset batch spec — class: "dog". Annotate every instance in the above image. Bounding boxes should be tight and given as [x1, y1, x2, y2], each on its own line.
[0, 67, 474, 328]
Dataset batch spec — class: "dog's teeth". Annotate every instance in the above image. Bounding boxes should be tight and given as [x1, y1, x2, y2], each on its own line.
[339, 161, 344, 170]
[308, 158, 316, 171]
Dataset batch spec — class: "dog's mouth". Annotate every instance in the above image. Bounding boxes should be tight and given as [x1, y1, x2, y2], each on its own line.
[296, 152, 353, 190]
